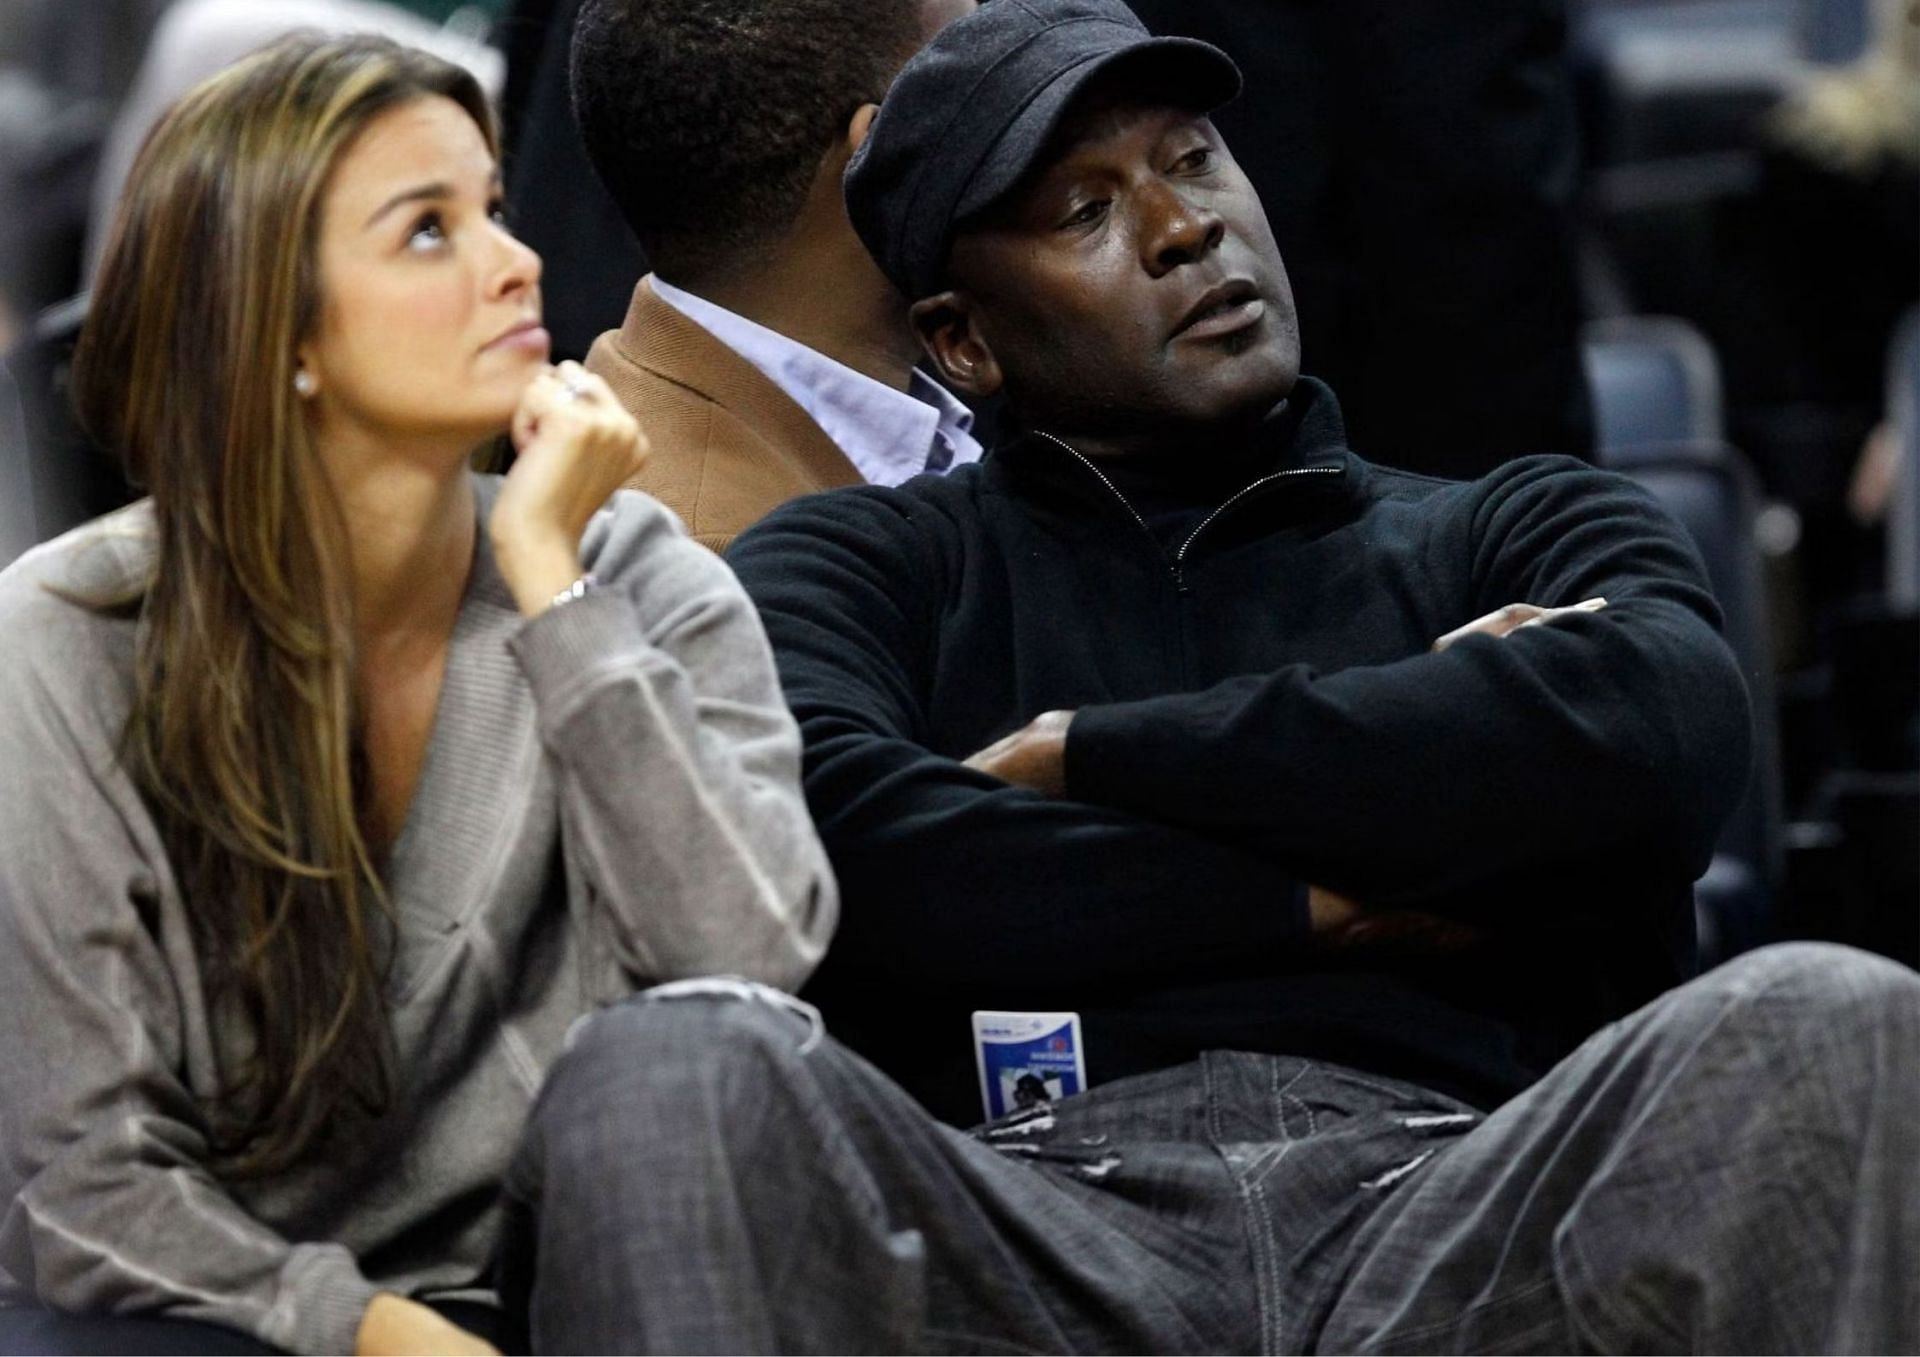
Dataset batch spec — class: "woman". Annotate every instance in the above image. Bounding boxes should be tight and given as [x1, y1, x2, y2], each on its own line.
[0, 34, 835, 1356]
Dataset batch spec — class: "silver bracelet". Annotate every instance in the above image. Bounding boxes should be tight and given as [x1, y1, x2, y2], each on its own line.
[549, 573, 598, 610]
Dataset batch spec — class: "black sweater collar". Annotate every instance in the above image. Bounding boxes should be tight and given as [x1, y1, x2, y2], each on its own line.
[987, 376, 1362, 534]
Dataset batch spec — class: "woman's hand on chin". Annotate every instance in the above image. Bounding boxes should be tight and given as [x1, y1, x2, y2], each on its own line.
[355, 1293, 500, 1356]
[490, 359, 650, 616]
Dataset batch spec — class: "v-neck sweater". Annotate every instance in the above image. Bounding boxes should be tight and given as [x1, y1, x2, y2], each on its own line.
[0, 476, 837, 1354]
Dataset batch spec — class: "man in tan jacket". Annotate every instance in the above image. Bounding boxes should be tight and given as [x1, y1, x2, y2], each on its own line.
[570, 0, 978, 552]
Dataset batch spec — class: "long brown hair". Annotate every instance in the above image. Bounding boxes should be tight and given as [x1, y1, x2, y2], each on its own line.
[71, 34, 496, 1176]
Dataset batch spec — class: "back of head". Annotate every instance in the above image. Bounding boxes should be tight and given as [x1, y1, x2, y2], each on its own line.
[72, 33, 494, 1180]
[569, 0, 924, 283]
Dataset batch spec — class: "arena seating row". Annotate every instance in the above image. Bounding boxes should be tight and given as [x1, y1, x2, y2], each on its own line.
[1585, 306, 1918, 964]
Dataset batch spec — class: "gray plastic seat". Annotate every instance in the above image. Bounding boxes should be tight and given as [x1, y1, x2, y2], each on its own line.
[1625, 442, 1783, 961]
[1582, 315, 1725, 462]
[1585, 310, 1779, 960]
[1888, 308, 1917, 609]
[0, 356, 36, 570]
[4, 294, 136, 562]
[1574, 0, 1807, 169]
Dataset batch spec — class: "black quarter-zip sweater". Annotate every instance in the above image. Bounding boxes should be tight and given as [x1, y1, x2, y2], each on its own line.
[728, 379, 1752, 1127]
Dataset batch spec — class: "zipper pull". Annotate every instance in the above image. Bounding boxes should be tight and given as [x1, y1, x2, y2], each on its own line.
[1172, 564, 1191, 596]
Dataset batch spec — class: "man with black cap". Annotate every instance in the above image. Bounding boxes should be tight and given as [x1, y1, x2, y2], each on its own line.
[492, 2, 1920, 1351]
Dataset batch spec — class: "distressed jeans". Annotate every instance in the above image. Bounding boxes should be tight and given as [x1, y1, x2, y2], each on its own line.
[495, 944, 1920, 1354]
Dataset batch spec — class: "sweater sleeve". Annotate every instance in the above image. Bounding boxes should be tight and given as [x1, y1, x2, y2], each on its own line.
[1065, 459, 1753, 907]
[727, 491, 1308, 994]
[0, 591, 378, 1355]
[509, 499, 836, 993]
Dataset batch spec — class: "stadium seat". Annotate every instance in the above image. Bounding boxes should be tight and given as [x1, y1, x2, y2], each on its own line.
[1888, 307, 1917, 609]
[1582, 314, 1725, 458]
[1571, 3, 1808, 320]
[1803, 769, 1920, 967]
[1585, 315, 1782, 960]
[0, 356, 36, 570]
[1623, 443, 1784, 961]
[6, 295, 136, 556]
[1573, 0, 1806, 170]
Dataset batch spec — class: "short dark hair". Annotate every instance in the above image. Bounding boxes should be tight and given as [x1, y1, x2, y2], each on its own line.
[571, 0, 924, 280]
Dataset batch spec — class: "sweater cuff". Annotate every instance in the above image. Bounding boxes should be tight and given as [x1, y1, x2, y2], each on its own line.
[1061, 701, 1147, 805]
[507, 588, 646, 717]
[271, 1243, 381, 1356]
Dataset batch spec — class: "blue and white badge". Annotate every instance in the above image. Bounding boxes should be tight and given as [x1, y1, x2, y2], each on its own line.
[971, 1010, 1086, 1123]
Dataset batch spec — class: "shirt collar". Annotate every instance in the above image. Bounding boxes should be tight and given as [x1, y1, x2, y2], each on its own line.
[651, 276, 981, 487]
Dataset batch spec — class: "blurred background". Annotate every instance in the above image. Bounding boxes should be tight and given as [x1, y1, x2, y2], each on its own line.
[0, 0, 1913, 969]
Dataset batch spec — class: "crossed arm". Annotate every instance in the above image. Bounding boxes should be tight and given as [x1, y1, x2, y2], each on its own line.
[729, 460, 1751, 985]
[967, 597, 1612, 936]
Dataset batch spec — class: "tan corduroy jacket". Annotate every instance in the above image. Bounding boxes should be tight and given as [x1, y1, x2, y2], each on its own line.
[586, 276, 863, 553]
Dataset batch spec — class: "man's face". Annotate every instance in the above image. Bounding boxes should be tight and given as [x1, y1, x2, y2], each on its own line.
[937, 91, 1299, 449]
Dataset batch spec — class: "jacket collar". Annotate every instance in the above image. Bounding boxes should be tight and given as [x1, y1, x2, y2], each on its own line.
[987, 376, 1363, 534]
[648, 276, 982, 485]
[598, 276, 863, 493]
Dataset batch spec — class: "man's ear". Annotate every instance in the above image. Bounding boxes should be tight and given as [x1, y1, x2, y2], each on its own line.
[846, 103, 880, 156]
[910, 291, 1001, 399]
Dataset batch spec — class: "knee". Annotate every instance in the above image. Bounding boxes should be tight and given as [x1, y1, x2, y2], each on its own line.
[1698, 942, 1920, 1062]
[533, 981, 821, 1145]
[1710, 942, 1920, 1015]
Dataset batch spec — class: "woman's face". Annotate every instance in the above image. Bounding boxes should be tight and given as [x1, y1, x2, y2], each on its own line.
[299, 95, 547, 452]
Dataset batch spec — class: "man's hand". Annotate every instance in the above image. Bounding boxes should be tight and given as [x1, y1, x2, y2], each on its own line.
[1307, 884, 1363, 932]
[356, 1293, 499, 1357]
[964, 710, 1075, 795]
[1432, 597, 1607, 652]
[1308, 884, 1485, 956]
[1303, 602, 1603, 955]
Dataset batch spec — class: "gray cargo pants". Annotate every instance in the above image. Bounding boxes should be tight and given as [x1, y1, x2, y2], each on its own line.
[496, 943, 1920, 1353]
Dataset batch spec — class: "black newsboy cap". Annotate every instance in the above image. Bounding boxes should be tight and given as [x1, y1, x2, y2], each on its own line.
[844, 0, 1242, 301]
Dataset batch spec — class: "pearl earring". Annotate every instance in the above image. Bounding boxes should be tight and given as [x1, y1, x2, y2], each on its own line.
[293, 370, 316, 397]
